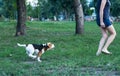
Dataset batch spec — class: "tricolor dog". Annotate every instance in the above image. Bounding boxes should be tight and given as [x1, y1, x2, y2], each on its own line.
[17, 42, 55, 62]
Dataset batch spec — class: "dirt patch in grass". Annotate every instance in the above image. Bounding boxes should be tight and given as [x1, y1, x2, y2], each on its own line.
[44, 65, 120, 76]
[21, 58, 37, 64]
[22, 61, 35, 64]
[80, 67, 120, 76]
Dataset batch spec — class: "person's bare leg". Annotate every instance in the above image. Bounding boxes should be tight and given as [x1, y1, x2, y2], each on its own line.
[102, 25, 116, 54]
[96, 27, 108, 56]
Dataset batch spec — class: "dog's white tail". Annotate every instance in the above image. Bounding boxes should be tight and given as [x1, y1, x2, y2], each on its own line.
[17, 43, 26, 47]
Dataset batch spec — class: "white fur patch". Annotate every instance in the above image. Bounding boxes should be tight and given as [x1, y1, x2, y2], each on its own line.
[41, 49, 45, 54]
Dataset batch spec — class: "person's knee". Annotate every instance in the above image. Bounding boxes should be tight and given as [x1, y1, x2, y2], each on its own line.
[110, 30, 116, 37]
[114, 31, 116, 37]
[107, 25, 116, 37]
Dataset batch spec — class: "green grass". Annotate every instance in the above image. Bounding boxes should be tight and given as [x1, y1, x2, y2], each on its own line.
[0, 21, 120, 76]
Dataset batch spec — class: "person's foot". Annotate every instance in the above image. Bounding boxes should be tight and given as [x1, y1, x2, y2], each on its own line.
[96, 51, 101, 56]
[102, 49, 112, 54]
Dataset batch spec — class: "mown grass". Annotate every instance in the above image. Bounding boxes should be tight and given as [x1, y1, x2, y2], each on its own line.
[0, 21, 120, 76]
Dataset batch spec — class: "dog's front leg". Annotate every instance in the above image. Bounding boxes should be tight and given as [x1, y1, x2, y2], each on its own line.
[37, 57, 41, 62]
[37, 52, 42, 62]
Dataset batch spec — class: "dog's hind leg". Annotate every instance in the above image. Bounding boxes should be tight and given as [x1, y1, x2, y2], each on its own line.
[28, 54, 37, 59]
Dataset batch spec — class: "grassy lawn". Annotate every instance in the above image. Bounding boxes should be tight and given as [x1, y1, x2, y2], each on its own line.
[0, 21, 120, 76]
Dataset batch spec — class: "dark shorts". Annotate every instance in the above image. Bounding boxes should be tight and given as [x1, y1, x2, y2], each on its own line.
[96, 18, 112, 27]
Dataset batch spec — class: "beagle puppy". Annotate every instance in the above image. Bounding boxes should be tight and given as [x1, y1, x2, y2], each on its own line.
[17, 42, 55, 62]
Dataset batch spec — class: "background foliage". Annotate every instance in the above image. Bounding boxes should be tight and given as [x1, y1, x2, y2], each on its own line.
[0, 0, 120, 21]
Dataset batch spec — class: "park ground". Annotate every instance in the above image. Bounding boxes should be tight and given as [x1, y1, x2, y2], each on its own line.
[0, 21, 120, 76]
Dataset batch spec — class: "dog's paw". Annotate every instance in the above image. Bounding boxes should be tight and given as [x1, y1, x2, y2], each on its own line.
[38, 60, 42, 62]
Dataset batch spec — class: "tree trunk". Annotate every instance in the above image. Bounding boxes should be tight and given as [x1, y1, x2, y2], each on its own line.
[15, 0, 26, 36]
[74, 0, 84, 34]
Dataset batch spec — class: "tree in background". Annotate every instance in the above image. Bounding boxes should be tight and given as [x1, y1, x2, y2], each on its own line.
[15, 0, 26, 36]
[47, 0, 63, 20]
[111, 0, 120, 17]
[2, 0, 17, 20]
[0, 0, 3, 15]
[37, 0, 74, 20]
[39, 0, 54, 20]
[81, 0, 90, 16]
[26, 0, 88, 21]
[58, 0, 74, 20]
[74, 0, 84, 34]
[27, 1, 41, 19]
[27, 3, 33, 17]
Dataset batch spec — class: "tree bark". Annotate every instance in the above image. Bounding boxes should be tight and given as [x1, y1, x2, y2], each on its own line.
[15, 0, 26, 36]
[74, 0, 84, 34]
